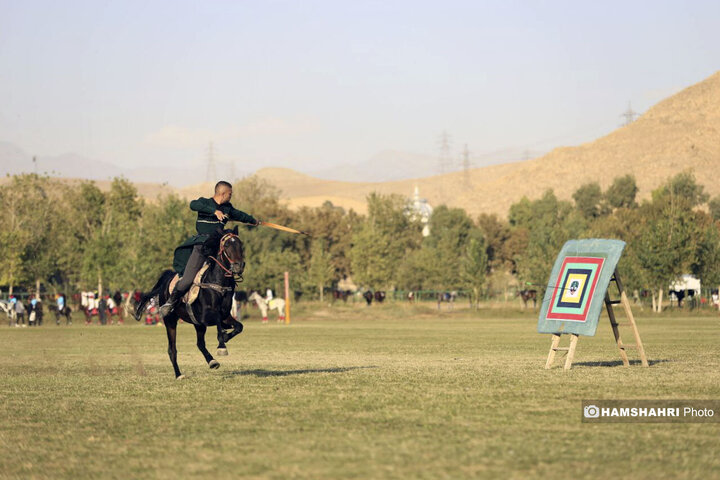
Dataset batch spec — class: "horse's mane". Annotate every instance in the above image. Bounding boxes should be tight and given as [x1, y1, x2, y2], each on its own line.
[201, 228, 225, 256]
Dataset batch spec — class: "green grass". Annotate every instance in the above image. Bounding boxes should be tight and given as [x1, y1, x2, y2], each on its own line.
[1, 303, 719, 479]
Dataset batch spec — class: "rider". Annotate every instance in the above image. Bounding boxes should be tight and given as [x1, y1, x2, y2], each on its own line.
[159, 181, 258, 317]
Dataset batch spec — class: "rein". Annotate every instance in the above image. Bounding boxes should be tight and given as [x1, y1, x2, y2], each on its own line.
[208, 252, 234, 277]
[207, 232, 244, 282]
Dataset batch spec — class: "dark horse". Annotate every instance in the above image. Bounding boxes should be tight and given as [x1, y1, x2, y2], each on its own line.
[135, 227, 246, 379]
[49, 303, 72, 325]
[517, 289, 537, 309]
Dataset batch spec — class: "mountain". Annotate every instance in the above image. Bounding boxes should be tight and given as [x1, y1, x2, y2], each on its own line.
[0, 142, 126, 180]
[0, 142, 250, 187]
[310, 150, 442, 182]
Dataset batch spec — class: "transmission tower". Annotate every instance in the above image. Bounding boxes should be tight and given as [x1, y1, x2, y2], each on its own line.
[461, 144, 472, 189]
[205, 142, 217, 182]
[438, 131, 452, 175]
[621, 102, 639, 126]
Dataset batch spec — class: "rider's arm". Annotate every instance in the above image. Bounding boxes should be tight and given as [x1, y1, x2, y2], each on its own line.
[228, 205, 258, 225]
[189, 197, 217, 215]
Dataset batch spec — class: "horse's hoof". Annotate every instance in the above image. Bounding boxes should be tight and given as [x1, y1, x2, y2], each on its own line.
[176, 374, 186, 380]
[217, 348, 228, 356]
[209, 360, 220, 369]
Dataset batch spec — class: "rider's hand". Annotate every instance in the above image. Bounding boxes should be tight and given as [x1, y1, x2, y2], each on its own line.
[214, 210, 228, 221]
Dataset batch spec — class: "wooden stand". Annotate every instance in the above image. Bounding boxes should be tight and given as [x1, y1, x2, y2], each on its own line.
[545, 269, 648, 370]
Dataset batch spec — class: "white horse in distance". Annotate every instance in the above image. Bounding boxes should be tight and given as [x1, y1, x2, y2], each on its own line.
[249, 291, 286, 323]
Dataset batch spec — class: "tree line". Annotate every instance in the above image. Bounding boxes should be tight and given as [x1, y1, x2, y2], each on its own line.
[1, 171, 719, 311]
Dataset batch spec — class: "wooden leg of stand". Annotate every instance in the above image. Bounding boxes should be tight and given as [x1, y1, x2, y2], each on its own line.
[545, 334, 561, 369]
[621, 291, 649, 367]
[563, 334, 579, 370]
[606, 293, 630, 367]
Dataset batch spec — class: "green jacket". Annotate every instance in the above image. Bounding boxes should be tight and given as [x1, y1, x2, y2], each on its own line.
[190, 197, 256, 235]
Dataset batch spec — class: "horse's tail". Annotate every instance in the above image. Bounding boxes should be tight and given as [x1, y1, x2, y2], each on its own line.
[134, 270, 175, 321]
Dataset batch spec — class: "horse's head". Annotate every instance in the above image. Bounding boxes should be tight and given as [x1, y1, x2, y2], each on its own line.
[219, 226, 246, 280]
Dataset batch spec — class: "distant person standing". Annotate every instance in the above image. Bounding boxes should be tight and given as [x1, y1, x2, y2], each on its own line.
[9, 295, 18, 326]
[98, 296, 108, 326]
[15, 298, 26, 327]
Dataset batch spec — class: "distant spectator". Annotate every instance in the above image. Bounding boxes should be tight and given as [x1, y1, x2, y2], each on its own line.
[98, 296, 107, 325]
[15, 299, 26, 327]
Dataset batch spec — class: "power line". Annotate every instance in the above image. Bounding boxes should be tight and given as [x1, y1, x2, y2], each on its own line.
[621, 102, 639, 126]
[438, 131, 452, 175]
[461, 144, 472, 189]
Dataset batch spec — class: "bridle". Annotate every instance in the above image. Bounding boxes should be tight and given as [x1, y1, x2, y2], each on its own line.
[208, 232, 245, 283]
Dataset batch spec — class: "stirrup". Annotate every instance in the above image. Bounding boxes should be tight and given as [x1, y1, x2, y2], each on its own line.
[159, 293, 181, 318]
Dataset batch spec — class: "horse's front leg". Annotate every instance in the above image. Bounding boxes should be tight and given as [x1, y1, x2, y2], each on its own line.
[222, 317, 244, 344]
[194, 324, 220, 369]
[203, 310, 229, 356]
[164, 318, 184, 379]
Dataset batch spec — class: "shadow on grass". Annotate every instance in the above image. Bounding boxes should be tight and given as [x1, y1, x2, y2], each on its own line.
[572, 359, 672, 368]
[224, 366, 378, 377]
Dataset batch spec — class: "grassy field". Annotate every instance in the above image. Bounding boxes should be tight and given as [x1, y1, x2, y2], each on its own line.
[1, 302, 719, 479]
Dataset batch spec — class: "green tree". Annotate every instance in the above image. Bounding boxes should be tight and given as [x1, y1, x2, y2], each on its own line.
[605, 175, 639, 210]
[306, 240, 334, 301]
[78, 178, 144, 293]
[509, 190, 585, 291]
[476, 213, 512, 272]
[133, 194, 196, 290]
[350, 193, 422, 289]
[572, 182, 606, 219]
[460, 231, 489, 309]
[708, 195, 720, 222]
[636, 178, 703, 312]
[423, 206, 476, 288]
[690, 215, 720, 295]
[651, 170, 709, 206]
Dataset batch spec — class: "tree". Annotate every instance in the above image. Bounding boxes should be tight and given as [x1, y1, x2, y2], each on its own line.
[422, 206, 476, 288]
[509, 190, 585, 290]
[133, 194, 196, 290]
[460, 231, 488, 309]
[0, 174, 67, 295]
[78, 178, 143, 293]
[636, 179, 703, 312]
[306, 240, 334, 301]
[605, 175, 638, 210]
[708, 195, 720, 222]
[651, 170, 708, 207]
[690, 215, 720, 297]
[350, 193, 422, 289]
[296, 201, 361, 281]
[572, 182, 606, 219]
[476, 213, 512, 272]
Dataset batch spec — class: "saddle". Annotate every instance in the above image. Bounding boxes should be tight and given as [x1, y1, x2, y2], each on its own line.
[168, 263, 211, 305]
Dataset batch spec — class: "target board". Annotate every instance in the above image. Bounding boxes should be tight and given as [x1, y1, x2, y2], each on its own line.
[537, 239, 626, 337]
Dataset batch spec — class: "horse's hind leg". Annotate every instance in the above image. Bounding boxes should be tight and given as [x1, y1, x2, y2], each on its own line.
[165, 318, 183, 379]
[194, 324, 219, 369]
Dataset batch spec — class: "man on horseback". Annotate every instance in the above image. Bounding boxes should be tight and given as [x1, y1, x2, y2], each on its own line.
[159, 181, 258, 317]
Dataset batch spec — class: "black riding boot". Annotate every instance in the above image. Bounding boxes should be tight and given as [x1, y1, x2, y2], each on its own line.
[159, 290, 184, 318]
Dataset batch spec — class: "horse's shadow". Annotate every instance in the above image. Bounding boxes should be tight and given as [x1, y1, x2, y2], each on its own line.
[572, 359, 671, 368]
[224, 365, 377, 378]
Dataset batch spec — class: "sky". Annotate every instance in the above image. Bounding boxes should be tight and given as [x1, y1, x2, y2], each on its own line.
[1, 0, 719, 175]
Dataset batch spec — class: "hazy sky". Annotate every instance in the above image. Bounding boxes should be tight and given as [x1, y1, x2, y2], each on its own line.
[1, 0, 718, 173]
